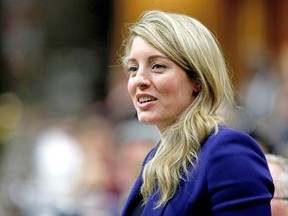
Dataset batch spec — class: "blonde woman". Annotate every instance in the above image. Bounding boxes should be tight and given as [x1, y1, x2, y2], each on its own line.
[120, 10, 274, 215]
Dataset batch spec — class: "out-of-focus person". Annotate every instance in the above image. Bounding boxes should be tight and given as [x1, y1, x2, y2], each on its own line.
[266, 154, 288, 216]
[74, 115, 119, 216]
[271, 43, 288, 158]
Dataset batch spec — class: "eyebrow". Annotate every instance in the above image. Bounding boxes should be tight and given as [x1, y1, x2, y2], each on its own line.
[127, 55, 170, 63]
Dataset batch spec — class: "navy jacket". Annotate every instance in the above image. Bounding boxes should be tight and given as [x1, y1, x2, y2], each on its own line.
[121, 126, 274, 216]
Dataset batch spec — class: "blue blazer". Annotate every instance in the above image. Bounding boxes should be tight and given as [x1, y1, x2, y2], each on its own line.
[121, 126, 274, 216]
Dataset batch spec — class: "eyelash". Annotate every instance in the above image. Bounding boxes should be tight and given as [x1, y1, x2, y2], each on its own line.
[126, 63, 167, 74]
[152, 64, 166, 70]
[127, 66, 138, 73]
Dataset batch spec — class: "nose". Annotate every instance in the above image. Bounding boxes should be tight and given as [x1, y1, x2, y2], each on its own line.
[133, 68, 151, 89]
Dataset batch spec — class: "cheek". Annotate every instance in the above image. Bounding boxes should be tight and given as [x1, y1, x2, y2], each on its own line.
[173, 81, 194, 101]
[127, 80, 135, 97]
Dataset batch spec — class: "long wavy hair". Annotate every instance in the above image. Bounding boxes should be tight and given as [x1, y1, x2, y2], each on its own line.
[120, 10, 235, 207]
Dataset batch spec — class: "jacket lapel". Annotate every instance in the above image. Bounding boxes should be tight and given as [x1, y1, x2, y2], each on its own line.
[122, 144, 162, 216]
[121, 174, 143, 215]
[142, 190, 166, 216]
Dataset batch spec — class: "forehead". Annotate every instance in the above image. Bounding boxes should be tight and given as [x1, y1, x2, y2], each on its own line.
[126, 37, 168, 64]
[129, 37, 163, 56]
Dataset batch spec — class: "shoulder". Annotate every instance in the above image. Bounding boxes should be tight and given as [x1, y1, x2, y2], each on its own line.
[201, 125, 268, 172]
[209, 125, 255, 142]
[204, 125, 261, 154]
[199, 126, 274, 213]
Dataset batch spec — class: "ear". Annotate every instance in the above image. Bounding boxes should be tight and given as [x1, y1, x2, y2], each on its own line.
[192, 81, 201, 97]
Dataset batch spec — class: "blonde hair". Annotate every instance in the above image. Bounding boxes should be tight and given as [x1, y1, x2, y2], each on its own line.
[121, 10, 235, 207]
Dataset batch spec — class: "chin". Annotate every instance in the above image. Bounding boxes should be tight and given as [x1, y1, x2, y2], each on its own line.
[138, 118, 154, 125]
[137, 115, 156, 125]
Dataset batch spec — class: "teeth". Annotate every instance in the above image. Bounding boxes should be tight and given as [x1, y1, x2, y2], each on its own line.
[139, 96, 156, 103]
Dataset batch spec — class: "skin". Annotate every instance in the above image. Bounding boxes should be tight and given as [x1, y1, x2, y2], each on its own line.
[268, 162, 288, 216]
[127, 36, 200, 130]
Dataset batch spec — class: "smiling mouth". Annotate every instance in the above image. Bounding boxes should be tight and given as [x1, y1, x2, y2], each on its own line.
[138, 96, 157, 104]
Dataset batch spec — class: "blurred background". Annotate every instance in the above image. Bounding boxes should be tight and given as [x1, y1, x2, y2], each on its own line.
[0, 0, 287, 215]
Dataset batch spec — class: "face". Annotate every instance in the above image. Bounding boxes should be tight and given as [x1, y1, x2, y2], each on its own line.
[126, 36, 199, 130]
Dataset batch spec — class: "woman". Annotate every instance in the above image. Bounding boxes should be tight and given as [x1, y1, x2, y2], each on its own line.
[120, 10, 274, 215]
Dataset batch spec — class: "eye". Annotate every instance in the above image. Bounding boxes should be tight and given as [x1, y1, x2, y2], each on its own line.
[127, 66, 138, 74]
[152, 63, 166, 72]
